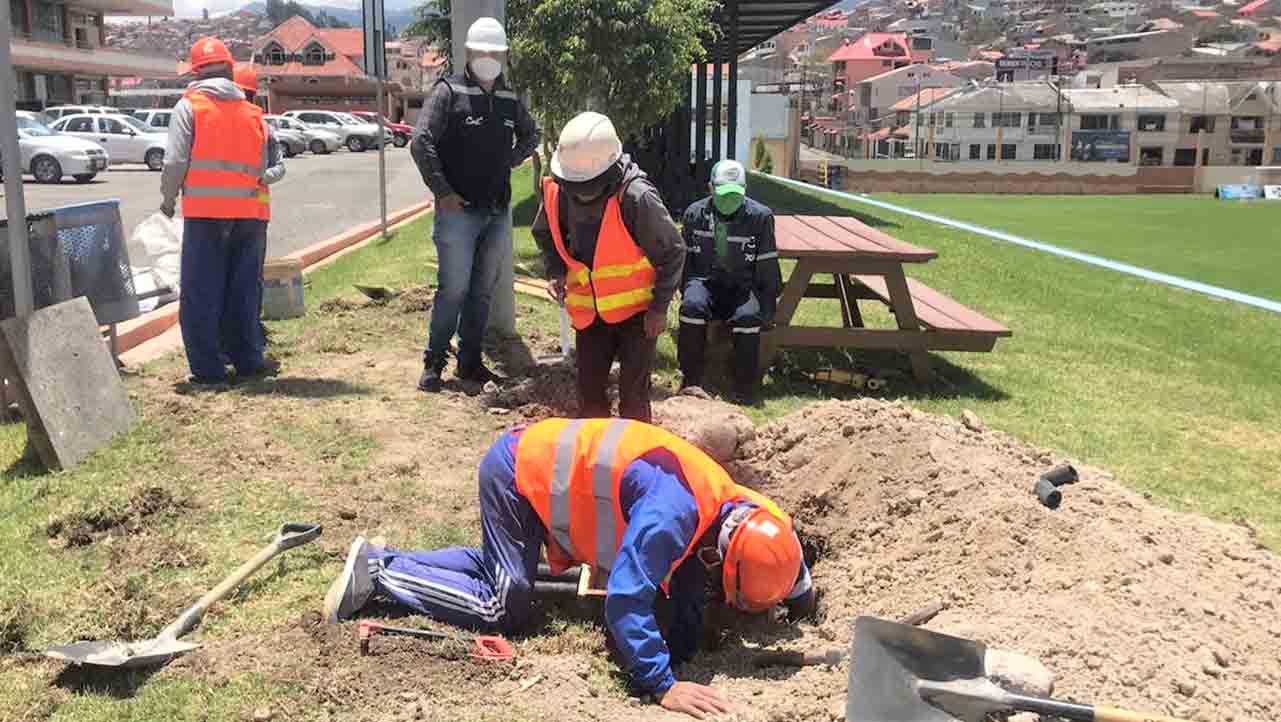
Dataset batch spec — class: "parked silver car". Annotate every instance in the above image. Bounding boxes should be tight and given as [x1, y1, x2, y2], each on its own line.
[265, 114, 341, 155]
[5, 112, 109, 183]
[281, 110, 392, 153]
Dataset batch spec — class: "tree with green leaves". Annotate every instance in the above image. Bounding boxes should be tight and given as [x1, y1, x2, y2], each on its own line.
[405, 0, 718, 173]
[403, 0, 451, 69]
[753, 136, 773, 174]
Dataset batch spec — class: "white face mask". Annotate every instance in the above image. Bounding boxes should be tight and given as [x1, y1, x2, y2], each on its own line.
[470, 57, 503, 82]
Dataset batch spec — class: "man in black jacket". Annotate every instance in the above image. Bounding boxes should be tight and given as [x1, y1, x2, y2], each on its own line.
[677, 160, 782, 405]
[410, 16, 540, 392]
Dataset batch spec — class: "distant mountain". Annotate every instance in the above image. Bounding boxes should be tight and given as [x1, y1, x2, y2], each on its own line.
[237, 1, 417, 35]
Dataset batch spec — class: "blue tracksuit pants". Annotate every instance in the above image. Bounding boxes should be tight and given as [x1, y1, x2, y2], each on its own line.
[368, 430, 544, 633]
[180, 217, 266, 380]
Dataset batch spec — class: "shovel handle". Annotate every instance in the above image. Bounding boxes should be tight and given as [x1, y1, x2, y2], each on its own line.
[1094, 708, 1193, 722]
[160, 522, 322, 641]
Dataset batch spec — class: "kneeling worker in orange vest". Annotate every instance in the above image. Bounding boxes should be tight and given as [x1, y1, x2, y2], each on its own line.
[531, 112, 685, 422]
[325, 418, 815, 719]
[160, 37, 278, 384]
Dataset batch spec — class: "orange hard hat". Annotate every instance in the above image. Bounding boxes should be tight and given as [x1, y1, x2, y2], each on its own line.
[721, 506, 803, 613]
[190, 36, 233, 71]
[233, 63, 258, 93]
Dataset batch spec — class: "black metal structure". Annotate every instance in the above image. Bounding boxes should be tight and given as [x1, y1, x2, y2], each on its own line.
[627, 0, 839, 214]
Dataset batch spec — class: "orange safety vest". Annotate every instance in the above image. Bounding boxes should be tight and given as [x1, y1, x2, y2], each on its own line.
[514, 418, 788, 590]
[181, 90, 266, 220]
[543, 177, 657, 330]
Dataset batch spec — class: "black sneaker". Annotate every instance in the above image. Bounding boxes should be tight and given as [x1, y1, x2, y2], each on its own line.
[238, 359, 281, 379]
[418, 363, 445, 392]
[457, 362, 504, 385]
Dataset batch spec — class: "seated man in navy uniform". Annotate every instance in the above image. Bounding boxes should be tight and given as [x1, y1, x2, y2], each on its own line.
[677, 160, 782, 405]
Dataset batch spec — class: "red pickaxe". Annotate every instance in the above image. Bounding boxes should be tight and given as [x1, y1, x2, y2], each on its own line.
[357, 620, 514, 661]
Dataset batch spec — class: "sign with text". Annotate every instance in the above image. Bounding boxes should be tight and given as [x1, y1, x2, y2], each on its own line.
[361, 0, 386, 79]
[1071, 130, 1131, 162]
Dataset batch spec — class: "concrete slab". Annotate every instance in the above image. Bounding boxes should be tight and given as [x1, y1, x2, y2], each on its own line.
[0, 297, 135, 469]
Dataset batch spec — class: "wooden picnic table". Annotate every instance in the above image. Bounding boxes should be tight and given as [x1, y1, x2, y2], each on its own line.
[764, 215, 1011, 383]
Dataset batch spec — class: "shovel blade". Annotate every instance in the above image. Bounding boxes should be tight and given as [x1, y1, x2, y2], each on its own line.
[46, 637, 200, 669]
[847, 616, 988, 722]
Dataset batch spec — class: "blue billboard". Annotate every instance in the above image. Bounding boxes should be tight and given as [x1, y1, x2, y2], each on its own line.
[1070, 130, 1131, 162]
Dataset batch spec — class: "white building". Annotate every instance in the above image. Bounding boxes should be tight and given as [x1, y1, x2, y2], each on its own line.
[851, 63, 963, 126]
[908, 82, 1069, 162]
[1062, 85, 1182, 165]
[10, 0, 176, 110]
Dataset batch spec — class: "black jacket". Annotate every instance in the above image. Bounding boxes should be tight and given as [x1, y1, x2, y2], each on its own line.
[410, 69, 540, 209]
[680, 196, 783, 322]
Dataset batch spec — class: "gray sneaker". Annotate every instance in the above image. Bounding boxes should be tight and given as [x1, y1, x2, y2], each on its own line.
[323, 536, 372, 624]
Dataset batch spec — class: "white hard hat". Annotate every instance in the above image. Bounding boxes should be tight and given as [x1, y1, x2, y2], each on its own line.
[551, 112, 623, 183]
[465, 17, 508, 52]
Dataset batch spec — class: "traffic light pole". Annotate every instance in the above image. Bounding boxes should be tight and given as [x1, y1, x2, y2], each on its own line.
[0, 3, 34, 318]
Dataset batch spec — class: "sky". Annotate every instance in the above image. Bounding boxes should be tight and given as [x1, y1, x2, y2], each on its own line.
[169, 0, 361, 18]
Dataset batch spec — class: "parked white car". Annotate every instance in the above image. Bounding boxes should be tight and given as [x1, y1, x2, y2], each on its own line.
[3, 112, 109, 184]
[51, 114, 167, 170]
[42, 105, 117, 123]
[281, 110, 391, 152]
[265, 114, 341, 155]
[131, 109, 174, 131]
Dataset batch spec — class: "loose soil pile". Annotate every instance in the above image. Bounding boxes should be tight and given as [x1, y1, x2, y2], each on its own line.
[180, 396, 1278, 722]
[726, 398, 1280, 722]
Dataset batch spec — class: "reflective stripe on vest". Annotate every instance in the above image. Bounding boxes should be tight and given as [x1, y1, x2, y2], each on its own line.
[181, 91, 266, 219]
[542, 177, 657, 330]
[514, 418, 790, 586]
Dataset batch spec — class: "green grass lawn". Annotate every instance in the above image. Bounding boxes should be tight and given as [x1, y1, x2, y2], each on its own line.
[2, 162, 1280, 722]
[867, 193, 1281, 301]
[749, 176, 1281, 549]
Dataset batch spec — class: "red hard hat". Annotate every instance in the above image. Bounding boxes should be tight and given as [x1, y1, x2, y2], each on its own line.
[190, 36, 233, 71]
[722, 507, 803, 613]
[233, 63, 258, 94]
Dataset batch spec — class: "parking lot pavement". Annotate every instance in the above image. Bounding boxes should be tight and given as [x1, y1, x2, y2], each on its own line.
[3, 146, 429, 266]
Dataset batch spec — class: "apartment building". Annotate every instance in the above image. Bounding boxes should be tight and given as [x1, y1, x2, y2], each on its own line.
[10, 0, 175, 110]
[828, 32, 930, 88]
[251, 15, 386, 115]
[851, 63, 963, 125]
[1062, 85, 1181, 164]
[906, 82, 1069, 162]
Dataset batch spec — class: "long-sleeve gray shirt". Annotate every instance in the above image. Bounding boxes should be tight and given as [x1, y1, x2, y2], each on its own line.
[160, 77, 282, 212]
[410, 69, 540, 200]
[531, 159, 685, 314]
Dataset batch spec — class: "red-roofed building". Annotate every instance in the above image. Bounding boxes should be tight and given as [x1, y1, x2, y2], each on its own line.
[828, 33, 931, 89]
[251, 15, 391, 115]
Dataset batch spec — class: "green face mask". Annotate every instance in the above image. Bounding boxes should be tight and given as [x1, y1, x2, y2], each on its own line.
[714, 192, 745, 216]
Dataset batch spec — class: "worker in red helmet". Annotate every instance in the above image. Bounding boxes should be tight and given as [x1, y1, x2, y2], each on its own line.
[222, 62, 285, 353]
[161, 37, 278, 384]
[324, 418, 816, 719]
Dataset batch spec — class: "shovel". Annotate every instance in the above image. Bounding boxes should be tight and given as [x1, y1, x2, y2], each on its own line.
[46, 522, 322, 669]
[848, 616, 1192, 722]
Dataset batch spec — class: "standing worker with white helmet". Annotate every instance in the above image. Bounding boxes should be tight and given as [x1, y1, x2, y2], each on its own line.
[410, 17, 541, 392]
[531, 112, 685, 422]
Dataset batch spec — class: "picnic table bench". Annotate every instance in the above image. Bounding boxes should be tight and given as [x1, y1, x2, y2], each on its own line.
[763, 215, 1011, 383]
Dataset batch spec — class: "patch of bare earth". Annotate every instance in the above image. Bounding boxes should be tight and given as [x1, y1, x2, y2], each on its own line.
[47, 297, 1277, 722]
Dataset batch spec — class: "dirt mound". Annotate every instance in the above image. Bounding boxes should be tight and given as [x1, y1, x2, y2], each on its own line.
[483, 359, 580, 418]
[394, 285, 434, 314]
[729, 399, 1280, 722]
[318, 297, 368, 316]
[46, 487, 191, 549]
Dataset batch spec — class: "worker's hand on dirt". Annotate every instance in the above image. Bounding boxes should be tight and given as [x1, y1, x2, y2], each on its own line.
[548, 277, 566, 304]
[784, 587, 818, 622]
[644, 310, 667, 339]
[437, 194, 466, 213]
[160, 201, 175, 219]
[659, 681, 733, 719]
